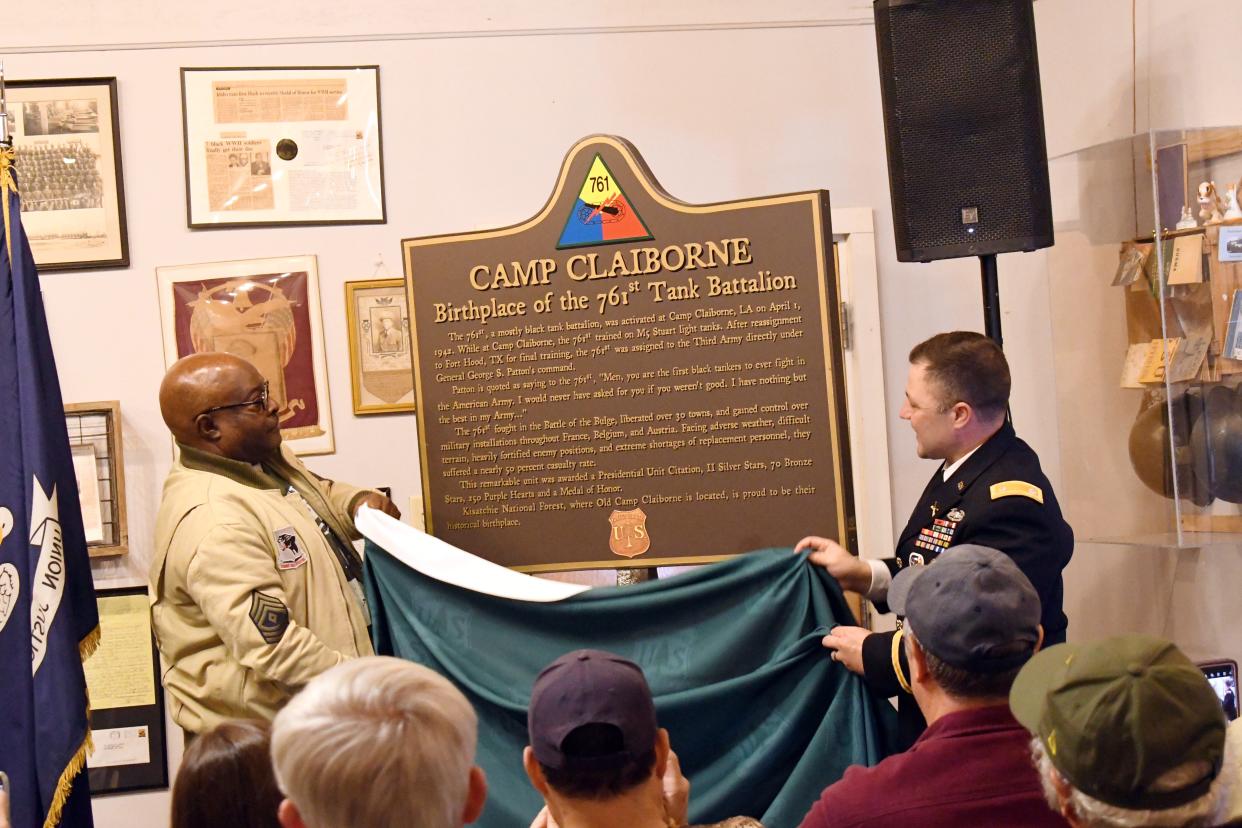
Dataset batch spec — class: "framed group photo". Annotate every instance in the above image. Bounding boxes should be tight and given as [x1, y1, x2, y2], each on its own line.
[180, 66, 386, 228]
[156, 255, 335, 455]
[345, 277, 415, 414]
[5, 77, 129, 270]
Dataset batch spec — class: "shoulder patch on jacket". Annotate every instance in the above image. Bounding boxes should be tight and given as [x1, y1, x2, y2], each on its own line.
[990, 480, 1044, 504]
[249, 590, 290, 644]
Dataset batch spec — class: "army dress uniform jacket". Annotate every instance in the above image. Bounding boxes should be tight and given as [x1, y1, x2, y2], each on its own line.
[151, 443, 376, 734]
[860, 421, 1073, 743]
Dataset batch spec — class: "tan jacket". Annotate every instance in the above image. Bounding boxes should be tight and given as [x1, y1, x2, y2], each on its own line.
[151, 444, 375, 733]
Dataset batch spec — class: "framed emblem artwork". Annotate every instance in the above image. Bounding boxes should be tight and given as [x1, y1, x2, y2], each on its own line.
[344, 277, 415, 415]
[156, 255, 334, 455]
[5, 77, 129, 270]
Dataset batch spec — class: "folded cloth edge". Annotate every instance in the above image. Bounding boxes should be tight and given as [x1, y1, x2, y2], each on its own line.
[356, 506, 591, 602]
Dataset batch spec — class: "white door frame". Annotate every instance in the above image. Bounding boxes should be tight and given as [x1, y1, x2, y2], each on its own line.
[831, 208, 895, 561]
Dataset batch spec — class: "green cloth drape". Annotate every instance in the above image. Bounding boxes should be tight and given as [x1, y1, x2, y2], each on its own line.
[363, 545, 898, 828]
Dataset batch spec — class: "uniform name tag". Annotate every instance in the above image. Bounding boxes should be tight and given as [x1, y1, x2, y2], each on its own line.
[989, 480, 1044, 503]
[274, 527, 308, 570]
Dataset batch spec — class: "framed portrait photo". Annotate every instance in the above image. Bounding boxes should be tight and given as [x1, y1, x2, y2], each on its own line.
[156, 255, 334, 455]
[180, 66, 386, 228]
[345, 277, 415, 414]
[6, 77, 129, 270]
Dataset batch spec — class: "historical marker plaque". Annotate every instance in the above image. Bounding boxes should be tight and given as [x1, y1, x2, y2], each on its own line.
[404, 135, 853, 571]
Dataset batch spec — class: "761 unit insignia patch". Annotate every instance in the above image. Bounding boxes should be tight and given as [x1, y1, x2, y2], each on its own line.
[249, 590, 290, 644]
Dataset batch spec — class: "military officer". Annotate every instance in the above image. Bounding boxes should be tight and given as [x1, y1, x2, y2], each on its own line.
[796, 331, 1073, 747]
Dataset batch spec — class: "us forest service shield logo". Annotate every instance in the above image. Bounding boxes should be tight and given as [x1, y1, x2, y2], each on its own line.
[609, 507, 651, 558]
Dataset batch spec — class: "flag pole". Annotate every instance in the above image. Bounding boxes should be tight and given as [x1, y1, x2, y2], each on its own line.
[0, 60, 11, 147]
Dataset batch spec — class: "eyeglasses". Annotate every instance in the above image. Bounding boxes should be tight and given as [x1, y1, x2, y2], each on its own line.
[196, 381, 269, 419]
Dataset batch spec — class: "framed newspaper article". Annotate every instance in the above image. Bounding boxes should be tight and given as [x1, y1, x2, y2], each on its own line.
[345, 277, 415, 415]
[6, 77, 130, 270]
[180, 66, 386, 228]
[156, 255, 335, 455]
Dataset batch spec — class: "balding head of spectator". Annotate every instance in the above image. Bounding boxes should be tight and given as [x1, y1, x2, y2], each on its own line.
[1011, 635, 1234, 827]
[891, 544, 1044, 719]
[271, 656, 487, 828]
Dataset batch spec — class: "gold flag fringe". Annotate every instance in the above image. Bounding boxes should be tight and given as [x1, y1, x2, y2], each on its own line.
[80, 624, 101, 662]
[42, 625, 101, 828]
[0, 145, 16, 262]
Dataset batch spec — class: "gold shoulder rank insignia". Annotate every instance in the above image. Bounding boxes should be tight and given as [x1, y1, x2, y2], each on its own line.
[990, 480, 1044, 503]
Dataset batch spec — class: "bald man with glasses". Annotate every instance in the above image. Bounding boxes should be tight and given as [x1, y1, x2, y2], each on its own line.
[150, 353, 400, 735]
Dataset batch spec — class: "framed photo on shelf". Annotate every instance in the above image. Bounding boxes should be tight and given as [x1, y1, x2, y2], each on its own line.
[156, 255, 335, 455]
[5, 77, 129, 270]
[1155, 142, 1188, 233]
[345, 277, 415, 414]
[84, 586, 170, 796]
[64, 400, 129, 557]
[180, 66, 386, 228]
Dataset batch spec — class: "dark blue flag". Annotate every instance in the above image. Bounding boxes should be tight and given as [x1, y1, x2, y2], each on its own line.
[0, 148, 99, 827]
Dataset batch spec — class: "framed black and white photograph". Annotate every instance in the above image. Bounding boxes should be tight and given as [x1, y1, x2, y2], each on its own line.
[345, 277, 415, 415]
[84, 587, 170, 796]
[6, 77, 129, 270]
[180, 66, 386, 228]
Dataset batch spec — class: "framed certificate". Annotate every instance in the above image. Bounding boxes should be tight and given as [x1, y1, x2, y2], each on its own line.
[85, 587, 169, 796]
[5, 77, 129, 270]
[345, 278, 415, 415]
[156, 255, 335, 455]
[180, 66, 386, 228]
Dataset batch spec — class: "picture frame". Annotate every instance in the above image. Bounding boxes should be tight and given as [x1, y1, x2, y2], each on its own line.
[1155, 142, 1188, 233]
[180, 66, 386, 228]
[85, 586, 170, 796]
[64, 400, 128, 558]
[156, 255, 335, 455]
[345, 277, 415, 414]
[5, 77, 129, 270]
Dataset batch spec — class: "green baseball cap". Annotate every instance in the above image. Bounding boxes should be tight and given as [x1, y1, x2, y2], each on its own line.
[1010, 635, 1226, 811]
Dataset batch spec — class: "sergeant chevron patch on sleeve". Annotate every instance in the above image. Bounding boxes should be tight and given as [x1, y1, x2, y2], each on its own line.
[989, 480, 1044, 503]
[249, 590, 290, 644]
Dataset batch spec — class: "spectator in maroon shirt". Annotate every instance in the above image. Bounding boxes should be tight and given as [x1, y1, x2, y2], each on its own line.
[798, 545, 1067, 828]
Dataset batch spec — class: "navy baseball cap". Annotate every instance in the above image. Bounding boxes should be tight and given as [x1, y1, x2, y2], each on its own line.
[889, 544, 1041, 673]
[528, 649, 658, 770]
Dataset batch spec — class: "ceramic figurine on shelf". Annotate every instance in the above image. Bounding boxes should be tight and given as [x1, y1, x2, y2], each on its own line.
[1199, 181, 1226, 224]
[1227, 187, 1242, 220]
[1176, 205, 1199, 229]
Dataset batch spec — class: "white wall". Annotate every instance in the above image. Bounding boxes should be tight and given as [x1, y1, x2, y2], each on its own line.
[5, 0, 1238, 825]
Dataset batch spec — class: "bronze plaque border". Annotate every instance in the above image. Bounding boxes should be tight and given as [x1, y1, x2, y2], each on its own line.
[402, 134, 853, 571]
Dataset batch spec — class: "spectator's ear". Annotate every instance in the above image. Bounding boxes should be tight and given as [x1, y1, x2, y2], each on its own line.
[1034, 625, 1045, 654]
[653, 728, 671, 778]
[462, 765, 488, 824]
[906, 632, 929, 687]
[277, 799, 306, 828]
[524, 746, 550, 796]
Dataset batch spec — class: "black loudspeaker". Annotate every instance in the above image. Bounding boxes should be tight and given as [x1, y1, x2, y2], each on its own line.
[874, 0, 1053, 263]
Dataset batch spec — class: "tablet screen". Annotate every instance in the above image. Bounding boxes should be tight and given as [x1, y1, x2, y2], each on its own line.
[1201, 662, 1239, 721]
